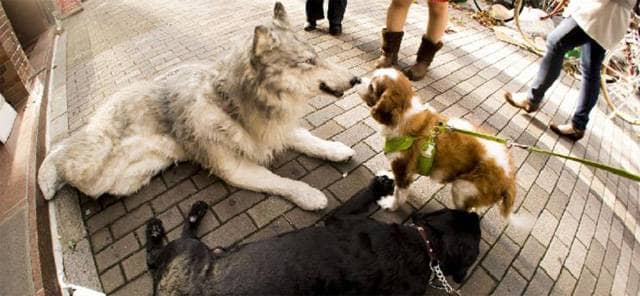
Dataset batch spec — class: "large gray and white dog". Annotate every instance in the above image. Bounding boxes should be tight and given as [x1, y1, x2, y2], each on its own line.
[38, 2, 359, 210]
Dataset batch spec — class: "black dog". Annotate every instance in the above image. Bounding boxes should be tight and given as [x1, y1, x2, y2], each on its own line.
[146, 176, 481, 295]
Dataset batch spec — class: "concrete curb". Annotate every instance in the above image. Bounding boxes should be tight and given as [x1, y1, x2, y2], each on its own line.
[46, 29, 104, 295]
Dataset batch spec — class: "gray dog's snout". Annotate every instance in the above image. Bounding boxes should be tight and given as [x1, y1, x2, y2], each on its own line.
[350, 77, 362, 87]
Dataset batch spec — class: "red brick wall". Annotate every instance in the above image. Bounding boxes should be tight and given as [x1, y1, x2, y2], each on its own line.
[56, 0, 81, 15]
[0, 4, 34, 106]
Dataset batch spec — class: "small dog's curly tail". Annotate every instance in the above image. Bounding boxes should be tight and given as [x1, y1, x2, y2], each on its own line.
[38, 148, 64, 200]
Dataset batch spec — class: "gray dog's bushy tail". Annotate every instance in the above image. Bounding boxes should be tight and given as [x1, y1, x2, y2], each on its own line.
[38, 149, 63, 200]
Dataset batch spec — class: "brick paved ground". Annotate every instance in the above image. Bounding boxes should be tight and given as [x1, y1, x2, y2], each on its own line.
[60, 0, 640, 295]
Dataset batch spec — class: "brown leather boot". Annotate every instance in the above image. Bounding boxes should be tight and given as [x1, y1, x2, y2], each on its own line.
[405, 37, 443, 81]
[550, 122, 585, 141]
[375, 29, 404, 69]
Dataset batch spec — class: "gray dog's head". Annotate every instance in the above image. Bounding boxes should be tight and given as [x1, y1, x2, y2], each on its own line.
[248, 2, 360, 100]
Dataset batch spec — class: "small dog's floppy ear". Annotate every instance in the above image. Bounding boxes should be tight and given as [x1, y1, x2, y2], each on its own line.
[252, 25, 277, 57]
[371, 92, 395, 126]
[273, 2, 290, 28]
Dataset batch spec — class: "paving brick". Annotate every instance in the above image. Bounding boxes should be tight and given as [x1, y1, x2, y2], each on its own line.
[310, 120, 345, 139]
[492, 267, 527, 296]
[100, 265, 125, 294]
[86, 202, 126, 234]
[243, 217, 295, 244]
[111, 204, 154, 239]
[584, 239, 606, 275]
[460, 267, 496, 295]
[513, 236, 546, 280]
[524, 268, 554, 296]
[545, 188, 570, 220]
[551, 268, 577, 295]
[332, 122, 375, 147]
[327, 166, 373, 202]
[213, 190, 266, 222]
[123, 177, 166, 211]
[161, 162, 199, 188]
[594, 268, 614, 296]
[95, 233, 139, 272]
[522, 184, 548, 216]
[157, 206, 184, 232]
[301, 164, 343, 190]
[540, 237, 569, 279]
[111, 272, 152, 296]
[274, 160, 307, 180]
[121, 249, 147, 280]
[504, 208, 535, 246]
[247, 197, 294, 228]
[334, 105, 369, 128]
[573, 268, 597, 296]
[190, 169, 218, 189]
[305, 105, 344, 127]
[91, 227, 114, 253]
[564, 239, 587, 278]
[201, 214, 256, 249]
[333, 142, 376, 174]
[151, 179, 198, 213]
[556, 211, 579, 246]
[178, 182, 229, 214]
[284, 191, 341, 229]
[602, 240, 621, 275]
[531, 210, 559, 246]
[482, 235, 519, 279]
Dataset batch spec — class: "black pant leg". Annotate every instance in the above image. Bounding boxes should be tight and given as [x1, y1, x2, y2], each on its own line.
[327, 0, 347, 25]
[306, 0, 325, 22]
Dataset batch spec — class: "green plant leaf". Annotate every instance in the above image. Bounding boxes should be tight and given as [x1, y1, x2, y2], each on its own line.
[384, 136, 414, 153]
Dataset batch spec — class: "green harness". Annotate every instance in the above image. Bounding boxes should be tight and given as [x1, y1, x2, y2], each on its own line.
[383, 127, 440, 176]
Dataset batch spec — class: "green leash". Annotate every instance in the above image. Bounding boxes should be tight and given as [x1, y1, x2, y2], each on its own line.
[436, 123, 640, 182]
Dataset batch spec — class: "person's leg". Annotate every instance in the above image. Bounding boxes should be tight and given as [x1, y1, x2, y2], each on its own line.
[505, 17, 591, 113]
[386, 0, 413, 32]
[375, 0, 412, 68]
[405, 0, 447, 80]
[328, 0, 347, 35]
[425, 0, 448, 43]
[571, 39, 606, 130]
[529, 17, 591, 104]
[305, 0, 324, 31]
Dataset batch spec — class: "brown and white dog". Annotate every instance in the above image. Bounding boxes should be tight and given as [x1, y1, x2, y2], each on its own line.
[359, 68, 516, 218]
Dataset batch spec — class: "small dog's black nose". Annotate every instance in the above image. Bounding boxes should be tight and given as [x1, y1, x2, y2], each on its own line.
[350, 76, 362, 86]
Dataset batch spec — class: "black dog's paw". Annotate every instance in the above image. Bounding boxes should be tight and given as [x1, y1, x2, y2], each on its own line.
[372, 175, 395, 196]
[146, 218, 165, 242]
[188, 201, 208, 223]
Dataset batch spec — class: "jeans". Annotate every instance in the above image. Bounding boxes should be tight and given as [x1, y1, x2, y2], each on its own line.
[529, 17, 606, 130]
[306, 0, 348, 25]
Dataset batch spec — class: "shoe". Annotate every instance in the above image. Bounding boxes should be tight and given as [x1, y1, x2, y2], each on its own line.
[504, 92, 539, 113]
[550, 122, 585, 141]
[304, 21, 317, 31]
[375, 29, 404, 68]
[329, 23, 342, 35]
[404, 37, 443, 81]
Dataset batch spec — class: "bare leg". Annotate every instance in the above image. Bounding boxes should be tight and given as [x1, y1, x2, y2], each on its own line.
[287, 128, 354, 162]
[386, 0, 413, 32]
[425, 1, 448, 43]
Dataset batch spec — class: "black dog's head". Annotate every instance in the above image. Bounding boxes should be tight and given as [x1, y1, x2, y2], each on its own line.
[411, 209, 481, 283]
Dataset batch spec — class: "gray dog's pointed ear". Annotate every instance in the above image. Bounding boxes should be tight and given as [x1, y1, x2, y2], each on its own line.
[273, 2, 290, 28]
[253, 25, 276, 57]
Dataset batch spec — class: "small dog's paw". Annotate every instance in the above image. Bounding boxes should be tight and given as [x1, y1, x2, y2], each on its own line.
[377, 195, 399, 211]
[289, 185, 328, 211]
[372, 176, 395, 196]
[146, 218, 165, 241]
[188, 201, 208, 223]
[325, 141, 355, 162]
